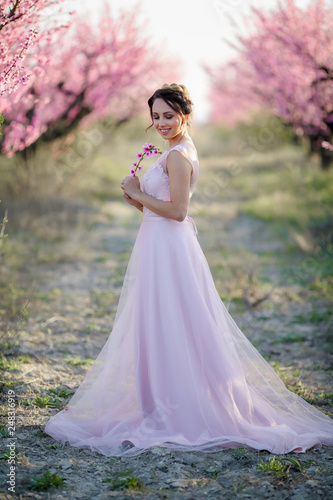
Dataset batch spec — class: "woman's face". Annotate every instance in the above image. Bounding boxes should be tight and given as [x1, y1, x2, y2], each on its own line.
[152, 98, 185, 140]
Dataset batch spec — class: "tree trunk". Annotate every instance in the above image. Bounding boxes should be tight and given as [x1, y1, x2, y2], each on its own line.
[320, 144, 332, 170]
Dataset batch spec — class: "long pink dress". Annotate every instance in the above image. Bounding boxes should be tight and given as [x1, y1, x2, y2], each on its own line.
[44, 141, 333, 457]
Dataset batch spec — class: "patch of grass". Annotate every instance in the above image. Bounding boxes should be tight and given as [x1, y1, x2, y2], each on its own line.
[0, 424, 10, 438]
[288, 386, 315, 405]
[23, 396, 62, 408]
[102, 476, 145, 491]
[29, 471, 66, 491]
[276, 456, 315, 471]
[319, 392, 333, 401]
[95, 255, 109, 262]
[91, 289, 117, 310]
[63, 356, 95, 366]
[35, 430, 50, 438]
[238, 157, 333, 228]
[288, 313, 308, 325]
[309, 310, 333, 324]
[0, 283, 31, 322]
[257, 456, 289, 477]
[205, 464, 221, 478]
[290, 310, 333, 326]
[15, 354, 32, 363]
[233, 479, 246, 495]
[0, 357, 18, 371]
[270, 333, 307, 344]
[1, 447, 19, 461]
[92, 290, 117, 302]
[3, 379, 16, 388]
[24, 387, 74, 409]
[233, 447, 249, 460]
[33, 291, 52, 301]
[308, 277, 333, 297]
[47, 387, 74, 399]
[0, 340, 18, 350]
[86, 322, 102, 331]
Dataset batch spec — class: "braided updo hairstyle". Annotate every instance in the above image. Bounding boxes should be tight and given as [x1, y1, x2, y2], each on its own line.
[146, 83, 193, 131]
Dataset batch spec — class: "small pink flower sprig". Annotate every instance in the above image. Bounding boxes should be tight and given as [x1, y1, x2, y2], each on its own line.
[129, 143, 162, 176]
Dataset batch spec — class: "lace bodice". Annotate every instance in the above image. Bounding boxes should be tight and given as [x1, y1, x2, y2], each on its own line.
[141, 142, 199, 217]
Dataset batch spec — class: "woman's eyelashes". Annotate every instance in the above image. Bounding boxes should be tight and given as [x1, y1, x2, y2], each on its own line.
[153, 116, 173, 120]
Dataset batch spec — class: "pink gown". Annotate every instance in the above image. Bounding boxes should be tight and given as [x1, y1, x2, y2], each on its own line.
[44, 141, 333, 457]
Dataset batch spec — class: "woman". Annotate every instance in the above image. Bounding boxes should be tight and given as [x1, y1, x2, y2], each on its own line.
[45, 83, 333, 457]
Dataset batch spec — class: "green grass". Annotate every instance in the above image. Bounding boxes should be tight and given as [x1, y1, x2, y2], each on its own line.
[1, 447, 20, 461]
[233, 447, 249, 460]
[0, 354, 34, 372]
[270, 333, 307, 345]
[23, 396, 61, 408]
[35, 430, 50, 438]
[290, 310, 333, 325]
[29, 471, 66, 491]
[309, 310, 333, 323]
[102, 476, 145, 491]
[288, 386, 315, 404]
[0, 424, 10, 438]
[63, 356, 95, 366]
[0, 358, 19, 371]
[236, 152, 333, 227]
[47, 387, 74, 399]
[257, 456, 289, 477]
[319, 392, 333, 401]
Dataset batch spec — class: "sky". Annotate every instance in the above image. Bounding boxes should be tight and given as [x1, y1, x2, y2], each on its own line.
[75, 0, 311, 124]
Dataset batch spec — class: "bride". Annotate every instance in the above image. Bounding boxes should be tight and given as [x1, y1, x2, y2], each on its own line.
[44, 83, 333, 457]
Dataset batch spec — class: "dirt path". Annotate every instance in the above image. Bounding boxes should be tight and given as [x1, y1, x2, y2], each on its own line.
[1, 174, 333, 498]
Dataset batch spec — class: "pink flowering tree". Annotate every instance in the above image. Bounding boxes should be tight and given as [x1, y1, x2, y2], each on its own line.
[0, 4, 180, 158]
[0, 0, 72, 139]
[0, 0, 72, 96]
[207, 0, 333, 169]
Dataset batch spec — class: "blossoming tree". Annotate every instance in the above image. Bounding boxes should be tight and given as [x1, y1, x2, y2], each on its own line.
[207, 0, 333, 169]
[0, 4, 180, 157]
[0, 0, 71, 96]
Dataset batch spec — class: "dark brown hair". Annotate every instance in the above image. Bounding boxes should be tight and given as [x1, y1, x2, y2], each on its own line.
[146, 83, 193, 131]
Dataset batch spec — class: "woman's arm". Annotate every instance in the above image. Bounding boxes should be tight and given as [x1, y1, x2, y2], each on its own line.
[122, 150, 192, 222]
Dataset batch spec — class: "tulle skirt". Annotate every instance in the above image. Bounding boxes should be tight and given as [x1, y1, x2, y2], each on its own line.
[44, 214, 333, 456]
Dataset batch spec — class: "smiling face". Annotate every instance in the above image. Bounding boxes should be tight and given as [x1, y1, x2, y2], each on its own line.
[152, 98, 186, 141]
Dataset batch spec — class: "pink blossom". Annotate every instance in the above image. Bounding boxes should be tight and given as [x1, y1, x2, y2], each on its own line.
[322, 141, 333, 151]
[129, 144, 161, 177]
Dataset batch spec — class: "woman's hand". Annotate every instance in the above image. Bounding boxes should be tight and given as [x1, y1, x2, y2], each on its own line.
[120, 175, 141, 199]
[122, 191, 138, 207]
